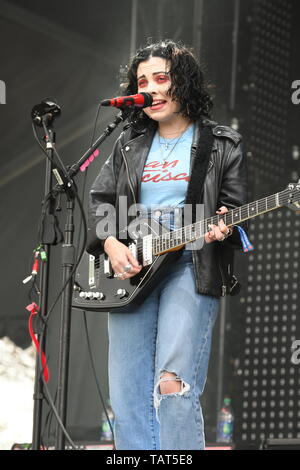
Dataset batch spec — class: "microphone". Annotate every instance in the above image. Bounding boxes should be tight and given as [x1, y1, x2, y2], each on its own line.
[101, 92, 153, 109]
[31, 99, 61, 126]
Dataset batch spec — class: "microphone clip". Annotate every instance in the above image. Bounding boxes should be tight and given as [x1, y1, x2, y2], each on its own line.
[31, 99, 61, 127]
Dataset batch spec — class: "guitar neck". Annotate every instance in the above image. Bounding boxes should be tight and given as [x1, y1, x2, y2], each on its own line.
[152, 188, 293, 255]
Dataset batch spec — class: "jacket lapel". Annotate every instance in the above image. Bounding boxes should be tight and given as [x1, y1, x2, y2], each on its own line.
[121, 125, 156, 201]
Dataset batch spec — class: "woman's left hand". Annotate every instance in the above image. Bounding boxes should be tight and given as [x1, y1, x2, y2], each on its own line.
[204, 206, 232, 244]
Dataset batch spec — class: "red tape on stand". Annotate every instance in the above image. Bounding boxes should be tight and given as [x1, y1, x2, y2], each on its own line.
[26, 302, 50, 383]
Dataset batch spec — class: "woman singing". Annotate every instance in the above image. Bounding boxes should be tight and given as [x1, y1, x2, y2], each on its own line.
[87, 40, 248, 450]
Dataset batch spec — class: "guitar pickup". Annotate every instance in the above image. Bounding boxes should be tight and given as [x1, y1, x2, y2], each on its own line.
[128, 240, 138, 261]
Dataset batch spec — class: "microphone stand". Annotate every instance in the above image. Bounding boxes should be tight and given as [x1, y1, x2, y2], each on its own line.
[31, 127, 56, 450]
[31, 108, 130, 450]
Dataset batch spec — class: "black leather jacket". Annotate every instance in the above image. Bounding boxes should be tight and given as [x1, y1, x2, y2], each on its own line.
[87, 119, 248, 297]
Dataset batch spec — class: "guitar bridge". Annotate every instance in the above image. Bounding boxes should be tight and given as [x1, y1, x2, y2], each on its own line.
[88, 255, 96, 287]
[142, 235, 153, 266]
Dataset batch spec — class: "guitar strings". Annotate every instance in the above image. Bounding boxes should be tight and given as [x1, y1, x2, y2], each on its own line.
[138, 187, 298, 255]
[94, 187, 298, 269]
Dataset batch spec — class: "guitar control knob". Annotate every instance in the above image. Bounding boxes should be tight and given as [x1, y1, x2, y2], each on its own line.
[116, 289, 128, 299]
[93, 292, 105, 300]
[79, 291, 95, 300]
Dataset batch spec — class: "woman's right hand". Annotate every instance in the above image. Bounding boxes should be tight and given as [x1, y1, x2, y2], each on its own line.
[104, 236, 142, 280]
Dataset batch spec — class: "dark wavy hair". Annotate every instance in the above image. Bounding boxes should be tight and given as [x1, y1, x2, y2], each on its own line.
[123, 39, 213, 129]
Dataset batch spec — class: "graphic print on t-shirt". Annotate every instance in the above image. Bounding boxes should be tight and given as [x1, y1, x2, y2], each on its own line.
[140, 124, 194, 209]
[141, 159, 189, 183]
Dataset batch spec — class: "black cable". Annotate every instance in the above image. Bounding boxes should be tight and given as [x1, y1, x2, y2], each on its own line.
[35, 191, 87, 449]
[82, 312, 115, 449]
[74, 173, 87, 261]
[32, 123, 57, 170]
[31, 122, 88, 449]
[73, 105, 116, 448]
[30, 106, 121, 449]
[33, 190, 113, 450]
[90, 104, 102, 147]
[44, 192, 87, 323]
[45, 389, 58, 449]
[40, 368, 77, 449]
[35, 125, 85, 449]
[34, 219, 85, 449]
[41, 120, 70, 181]
[32, 121, 88, 328]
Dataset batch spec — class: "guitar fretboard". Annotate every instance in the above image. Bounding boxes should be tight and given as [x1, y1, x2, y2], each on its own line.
[152, 187, 297, 255]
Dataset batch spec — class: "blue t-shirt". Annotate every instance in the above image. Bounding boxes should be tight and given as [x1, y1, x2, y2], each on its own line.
[140, 124, 194, 210]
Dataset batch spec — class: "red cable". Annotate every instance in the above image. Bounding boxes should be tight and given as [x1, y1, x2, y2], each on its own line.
[26, 302, 50, 383]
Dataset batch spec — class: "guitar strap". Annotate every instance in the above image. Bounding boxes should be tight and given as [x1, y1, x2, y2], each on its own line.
[184, 120, 242, 297]
[184, 120, 215, 222]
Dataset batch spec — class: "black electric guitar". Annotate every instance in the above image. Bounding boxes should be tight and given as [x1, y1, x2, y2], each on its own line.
[72, 182, 300, 312]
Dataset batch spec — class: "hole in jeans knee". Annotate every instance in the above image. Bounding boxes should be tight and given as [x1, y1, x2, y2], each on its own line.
[153, 371, 191, 422]
[159, 371, 182, 394]
[156, 370, 190, 397]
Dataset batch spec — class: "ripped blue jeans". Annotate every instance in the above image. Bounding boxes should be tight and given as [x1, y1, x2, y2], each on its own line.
[107, 211, 220, 450]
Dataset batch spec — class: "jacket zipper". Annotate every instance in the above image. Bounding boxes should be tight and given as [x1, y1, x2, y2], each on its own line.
[120, 147, 137, 208]
[120, 133, 150, 211]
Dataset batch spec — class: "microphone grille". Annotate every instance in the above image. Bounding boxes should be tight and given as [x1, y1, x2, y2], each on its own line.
[141, 93, 153, 107]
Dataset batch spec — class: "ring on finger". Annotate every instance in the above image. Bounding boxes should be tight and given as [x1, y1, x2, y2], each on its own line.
[123, 264, 132, 272]
[114, 272, 126, 278]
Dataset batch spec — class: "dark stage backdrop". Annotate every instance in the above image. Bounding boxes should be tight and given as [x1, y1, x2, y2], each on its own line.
[0, 0, 221, 445]
[1, 0, 299, 448]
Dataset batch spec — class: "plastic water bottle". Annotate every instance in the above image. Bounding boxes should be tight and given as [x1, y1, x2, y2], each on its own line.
[216, 397, 234, 443]
[100, 399, 114, 443]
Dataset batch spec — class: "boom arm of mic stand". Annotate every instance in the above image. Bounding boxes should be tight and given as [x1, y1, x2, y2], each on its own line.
[50, 109, 130, 197]
[69, 108, 130, 178]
